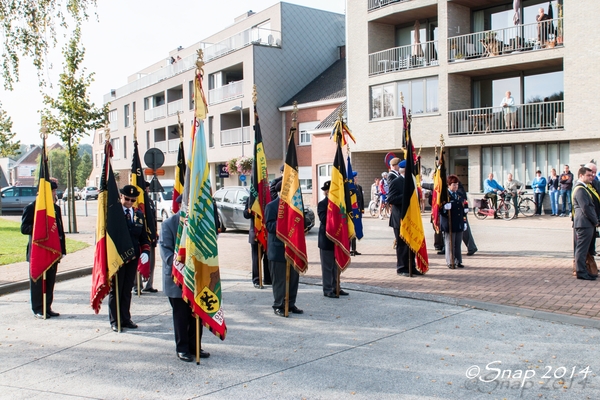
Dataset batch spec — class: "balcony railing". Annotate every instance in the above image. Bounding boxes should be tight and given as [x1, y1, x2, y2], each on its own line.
[103, 27, 281, 103]
[144, 105, 167, 122]
[167, 99, 184, 116]
[447, 18, 563, 62]
[220, 127, 251, 147]
[369, 40, 438, 75]
[368, 0, 412, 12]
[448, 101, 564, 136]
[155, 140, 167, 153]
[168, 138, 180, 153]
[208, 80, 244, 105]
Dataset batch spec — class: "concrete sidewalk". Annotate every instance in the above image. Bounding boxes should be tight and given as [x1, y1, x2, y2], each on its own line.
[1, 268, 599, 399]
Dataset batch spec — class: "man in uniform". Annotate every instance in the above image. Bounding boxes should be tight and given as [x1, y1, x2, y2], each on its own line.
[388, 158, 401, 182]
[161, 196, 210, 361]
[264, 181, 303, 316]
[318, 181, 349, 298]
[572, 167, 599, 280]
[21, 180, 66, 319]
[109, 185, 151, 331]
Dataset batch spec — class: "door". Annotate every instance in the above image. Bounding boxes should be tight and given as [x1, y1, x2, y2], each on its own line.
[317, 164, 332, 202]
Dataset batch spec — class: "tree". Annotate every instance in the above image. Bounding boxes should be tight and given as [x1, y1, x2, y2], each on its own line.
[41, 27, 107, 233]
[0, 102, 20, 157]
[0, 0, 97, 91]
[76, 152, 92, 187]
[48, 148, 69, 187]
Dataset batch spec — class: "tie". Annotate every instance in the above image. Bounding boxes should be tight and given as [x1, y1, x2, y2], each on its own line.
[125, 208, 132, 227]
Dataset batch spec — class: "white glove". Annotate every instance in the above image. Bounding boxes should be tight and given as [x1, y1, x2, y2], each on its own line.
[140, 253, 149, 264]
[464, 223, 468, 231]
[463, 208, 469, 214]
[444, 203, 452, 210]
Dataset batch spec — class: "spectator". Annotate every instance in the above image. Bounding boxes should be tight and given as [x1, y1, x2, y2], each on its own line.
[500, 91, 517, 130]
[531, 170, 547, 215]
[483, 173, 504, 213]
[378, 172, 389, 219]
[504, 173, 523, 217]
[559, 165, 574, 217]
[536, 7, 552, 47]
[548, 168, 560, 216]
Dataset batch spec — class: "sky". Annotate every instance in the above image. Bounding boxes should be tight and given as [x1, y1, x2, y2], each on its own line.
[0, 0, 346, 148]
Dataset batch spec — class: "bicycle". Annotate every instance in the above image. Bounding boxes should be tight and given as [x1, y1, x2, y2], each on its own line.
[516, 191, 536, 217]
[368, 193, 381, 217]
[472, 191, 516, 220]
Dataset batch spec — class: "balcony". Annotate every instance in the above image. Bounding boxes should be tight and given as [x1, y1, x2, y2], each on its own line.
[167, 99, 184, 116]
[448, 101, 564, 136]
[208, 80, 244, 105]
[368, 0, 412, 12]
[369, 40, 438, 75]
[220, 127, 251, 147]
[103, 27, 281, 103]
[144, 105, 167, 122]
[447, 18, 563, 62]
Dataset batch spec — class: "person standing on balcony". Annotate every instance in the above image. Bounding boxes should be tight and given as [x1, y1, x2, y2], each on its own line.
[559, 165, 574, 217]
[548, 168, 560, 216]
[536, 7, 552, 47]
[501, 91, 517, 130]
[532, 171, 547, 215]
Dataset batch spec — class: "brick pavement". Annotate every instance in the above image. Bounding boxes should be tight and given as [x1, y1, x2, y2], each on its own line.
[3, 210, 600, 323]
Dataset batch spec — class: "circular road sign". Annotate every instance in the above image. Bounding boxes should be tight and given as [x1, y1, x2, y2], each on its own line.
[144, 148, 165, 170]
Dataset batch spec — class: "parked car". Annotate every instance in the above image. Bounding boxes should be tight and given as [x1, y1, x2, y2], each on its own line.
[155, 179, 175, 221]
[213, 186, 315, 233]
[63, 187, 81, 201]
[80, 186, 99, 200]
[1, 186, 38, 214]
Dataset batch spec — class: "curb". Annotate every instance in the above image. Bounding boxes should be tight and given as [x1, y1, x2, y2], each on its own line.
[0, 267, 92, 296]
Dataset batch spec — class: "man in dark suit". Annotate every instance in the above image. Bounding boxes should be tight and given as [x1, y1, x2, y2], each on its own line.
[318, 181, 349, 298]
[350, 173, 365, 256]
[109, 185, 151, 331]
[387, 160, 416, 276]
[21, 181, 66, 319]
[160, 196, 210, 362]
[572, 167, 599, 280]
[264, 181, 303, 317]
[243, 196, 271, 288]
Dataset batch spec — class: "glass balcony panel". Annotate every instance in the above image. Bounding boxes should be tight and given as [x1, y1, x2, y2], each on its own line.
[368, 40, 438, 76]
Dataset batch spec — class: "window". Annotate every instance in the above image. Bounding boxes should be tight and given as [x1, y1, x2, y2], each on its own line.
[124, 104, 130, 127]
[208, 116, 214, 148]
[111, 138, 121, 160]
[298, 166, 312, 192]
[109, 109, 117, 123]
[189, 80, 194, 110]
[146, 130, 150, 149]
[224, 190, 236, 204]
[299, 121, 319, 145]
[481, 142, 569, 188]
[123, 136, 127, 159]
[95, 153, 99, 168]
[370, 77, 438, 120]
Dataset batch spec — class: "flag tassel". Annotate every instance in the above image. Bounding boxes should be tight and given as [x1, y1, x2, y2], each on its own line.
[196, 317, 200, 365]
[43, 271, 47, 320]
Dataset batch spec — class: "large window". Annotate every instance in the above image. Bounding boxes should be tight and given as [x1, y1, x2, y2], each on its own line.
[481, 142, 569, 188]
[124, 104, 130, 128]
[298, 166, 312, 193]
[370, 77, 438, 120]
[299, 121, 319, 145]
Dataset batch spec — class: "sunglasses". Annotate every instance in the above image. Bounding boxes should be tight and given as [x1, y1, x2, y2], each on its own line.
[123, 196, 136, 202]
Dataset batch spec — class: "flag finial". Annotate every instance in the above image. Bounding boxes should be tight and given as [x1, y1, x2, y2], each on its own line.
[133, 112, 137, 141]
[104, 123, 111, 141]
[177, 111, 183, 141]
[400, 92, 405, 105]
[40, 118, 48, 140]
[439, 134, 445, 147]
[195, 49, 205, 75]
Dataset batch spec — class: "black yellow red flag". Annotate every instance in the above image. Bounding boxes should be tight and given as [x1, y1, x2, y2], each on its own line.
[249, 104, 271, 252]
[172, 140, 186, 214]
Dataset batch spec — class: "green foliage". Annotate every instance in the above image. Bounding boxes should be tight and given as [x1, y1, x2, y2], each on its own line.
[0, 0, 97, 90]
[76, 152, 92, 187]
[49, 149, 69, 186]
[0, 102, 20, 157]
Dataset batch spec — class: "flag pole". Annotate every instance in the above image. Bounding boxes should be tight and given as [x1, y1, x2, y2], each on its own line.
[284, 261, 290, 317]
[336, 269, 341, 296]
[258, 246, 263, 289]
[43, 271, 47, 319]
[115, 274, 121, 332]
[132, 113, 142, 297]
[196, 317, 200, 365]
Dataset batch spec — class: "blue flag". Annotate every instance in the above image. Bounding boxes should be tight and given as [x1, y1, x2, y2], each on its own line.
[346, 157, 363, 240]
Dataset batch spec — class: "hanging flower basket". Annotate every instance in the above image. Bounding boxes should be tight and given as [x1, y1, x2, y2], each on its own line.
[226, 156, 253, 175]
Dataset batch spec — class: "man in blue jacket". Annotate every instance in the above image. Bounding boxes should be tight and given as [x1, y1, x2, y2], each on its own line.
[483, 173, 504, 214]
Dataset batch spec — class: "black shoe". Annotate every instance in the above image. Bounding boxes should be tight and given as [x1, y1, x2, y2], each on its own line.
[200, 349, 210, 358]
[33, 312, 46, 319]
[466, 250, 477, 256]
[456, 263, 465, 268]
[132, 289, 142, 295]
[324, 292, 339, 298]
[447, 264, 456, 269]
[577, 274, 597, 280]
[253, 283, 261, 289]
[177, 352, 194, 362]
[338, 290, 349, 296]
[353, 251, 362, 256]
[263, 281, 273, 286]
[46, 310, 60, 317]
[123, 321, 138, 329]
[111, 324, 119, 332]
[397, 272, 409, 277]
[142, 288, 158, 293]
[437, 249, 445, 255]
[290, 306, 304, 314]
[273, 308, 287, 317]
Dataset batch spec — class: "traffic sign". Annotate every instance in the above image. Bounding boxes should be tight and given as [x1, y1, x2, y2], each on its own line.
[239, 175, 246, 182]
[144, 148, 165, 170]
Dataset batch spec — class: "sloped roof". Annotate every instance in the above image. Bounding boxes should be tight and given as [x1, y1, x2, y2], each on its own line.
[281, 58, 346, 107]
[314, 100, 347, 130]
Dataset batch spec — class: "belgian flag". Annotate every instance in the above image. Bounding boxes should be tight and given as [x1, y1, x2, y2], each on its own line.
[249, 103, 271, 252]
[172, 140, 185, 214]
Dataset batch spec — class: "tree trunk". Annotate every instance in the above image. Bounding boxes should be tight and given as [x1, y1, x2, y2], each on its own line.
[67, 136, 78, 233]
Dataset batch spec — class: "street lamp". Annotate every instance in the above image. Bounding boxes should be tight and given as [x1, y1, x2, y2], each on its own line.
[231, 101, 244, 157]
